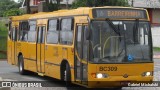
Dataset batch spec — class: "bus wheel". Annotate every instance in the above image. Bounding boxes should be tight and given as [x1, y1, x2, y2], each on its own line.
[64, 63, 71, 86]
[114, 87, 122, 90]
[18, 55, 26, 75]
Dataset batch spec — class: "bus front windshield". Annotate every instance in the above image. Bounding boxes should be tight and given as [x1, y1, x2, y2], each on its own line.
[90, 20, 152, 63]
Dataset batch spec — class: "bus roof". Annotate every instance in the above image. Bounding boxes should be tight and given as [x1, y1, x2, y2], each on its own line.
[29, 6, 148, 20]
[10, 14, 32, 21]
[10, 6, 148, 21]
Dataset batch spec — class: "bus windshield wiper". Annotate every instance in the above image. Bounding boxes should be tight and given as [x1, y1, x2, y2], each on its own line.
[133, 19, 139, 45]
[106, 18, 120, 35]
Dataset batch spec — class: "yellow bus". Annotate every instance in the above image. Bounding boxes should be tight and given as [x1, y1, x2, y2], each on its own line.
[8, 6, 153, 88]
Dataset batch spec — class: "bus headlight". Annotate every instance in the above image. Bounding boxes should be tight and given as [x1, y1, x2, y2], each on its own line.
[96, 73, 108, 78]
[142, 72, 153, 77]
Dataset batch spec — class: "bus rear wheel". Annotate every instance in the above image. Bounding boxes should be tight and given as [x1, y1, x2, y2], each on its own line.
[18, 55, 27, 75]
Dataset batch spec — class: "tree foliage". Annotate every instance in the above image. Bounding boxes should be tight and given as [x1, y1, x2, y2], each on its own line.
[3, 8, 24, 17]
[0, 21, 7, 31]
[26, 0, 31, 14]
[0, 0, 21, 17]
[46, 0, 61, 11]
[71, 0, 129, 9]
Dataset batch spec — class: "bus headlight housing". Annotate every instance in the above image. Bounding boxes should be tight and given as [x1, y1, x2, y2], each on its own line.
[142, 72, 153, 77]
[96, 73, 108, 78]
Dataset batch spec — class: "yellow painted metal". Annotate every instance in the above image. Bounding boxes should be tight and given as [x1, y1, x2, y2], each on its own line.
[7, 6, 152, 88]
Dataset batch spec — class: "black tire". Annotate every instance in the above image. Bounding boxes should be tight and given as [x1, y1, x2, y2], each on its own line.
[114, 87, 122, 90]
[18, 55, 27, 75]
[65, 63, 71, 87]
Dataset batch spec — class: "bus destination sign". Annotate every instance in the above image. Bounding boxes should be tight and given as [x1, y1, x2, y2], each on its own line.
[92, 8, 147, 19]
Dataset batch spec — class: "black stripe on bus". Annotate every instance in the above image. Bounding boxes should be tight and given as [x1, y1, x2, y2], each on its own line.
[44, 61, 60, 66]
[44, 61, 74, 69]
[24, 58, 37, 61]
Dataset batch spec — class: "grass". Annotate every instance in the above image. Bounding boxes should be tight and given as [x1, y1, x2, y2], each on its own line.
[0, 31, 7, 37]
[153, 47, 160, 52]
[0, 20, 8, 59]
[0, 31, 7, 59]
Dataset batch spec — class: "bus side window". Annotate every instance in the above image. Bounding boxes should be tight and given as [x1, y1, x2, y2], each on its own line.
[60, 18, 74, 45]
[28, 21, 36, 42]
[12, 27, 18, 41]
[19, 21, 29, 41]
[8, 22, 12, 40]
[47, 19, 58, 44]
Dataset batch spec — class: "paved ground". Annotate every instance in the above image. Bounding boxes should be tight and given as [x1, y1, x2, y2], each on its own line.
[154, 51, 160, 59]
[0, 59, 160, 90]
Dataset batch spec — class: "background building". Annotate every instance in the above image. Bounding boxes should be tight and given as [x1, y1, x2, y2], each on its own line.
[20, 0, 74, 13]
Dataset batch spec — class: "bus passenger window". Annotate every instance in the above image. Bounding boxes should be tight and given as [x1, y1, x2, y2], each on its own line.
[8, 22, 12, 39]
[12, 27, 18, 41]
[60, 18, 74, 45]
[19, 21, 29, 41]
[28, 21, 36, 42]
[47, 19, 58, 44]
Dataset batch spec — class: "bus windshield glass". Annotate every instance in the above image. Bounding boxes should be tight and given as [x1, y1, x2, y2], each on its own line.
[90, 20, 152, 63]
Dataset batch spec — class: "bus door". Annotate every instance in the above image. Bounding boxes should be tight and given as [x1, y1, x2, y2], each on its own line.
[37, 26, 46, 73]
[11, 27, 18, 65]
[75, 24, 88, 85]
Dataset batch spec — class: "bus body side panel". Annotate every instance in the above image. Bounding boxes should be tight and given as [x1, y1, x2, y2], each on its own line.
[27, 43, 37, 72]
[11, 24, 19, 65]
[20, 42, 29, 70]
[59, 46, 74, 80]
[7, 37, 12, 65]
[45, 45, 61, 79]
[67, 47, 75, 81]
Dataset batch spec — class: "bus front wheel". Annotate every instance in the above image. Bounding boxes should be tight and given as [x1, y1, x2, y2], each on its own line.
[18, 55, 27, 75]
[64, 63, 71, 86]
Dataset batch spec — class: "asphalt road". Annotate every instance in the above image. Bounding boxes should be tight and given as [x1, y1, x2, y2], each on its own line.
[0, 59, 160, 90]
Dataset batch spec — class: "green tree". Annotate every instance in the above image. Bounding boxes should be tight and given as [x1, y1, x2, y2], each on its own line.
[3, 8, 24, 17]
[0, 21, 7, 31]
[0, 0, 21, 17]
[71, 0, 129, 9]
[46, 0, 60, 11]
[26, 0, 31, 14]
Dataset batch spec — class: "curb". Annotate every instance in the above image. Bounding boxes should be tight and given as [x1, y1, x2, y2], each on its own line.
[153, 55, 160, 59]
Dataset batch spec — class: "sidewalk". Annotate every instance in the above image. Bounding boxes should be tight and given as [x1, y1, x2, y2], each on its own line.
[153, 51, 160, 59]
[0, 77, 2, 81]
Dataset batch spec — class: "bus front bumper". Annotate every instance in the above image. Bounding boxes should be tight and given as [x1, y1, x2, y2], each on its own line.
[87, 76, 153, 88]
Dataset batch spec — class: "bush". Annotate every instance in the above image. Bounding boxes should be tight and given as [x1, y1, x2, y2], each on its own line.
[0, 21, 7, 59]
[3, 8, 24, 17]
[0, 21, 7, 31]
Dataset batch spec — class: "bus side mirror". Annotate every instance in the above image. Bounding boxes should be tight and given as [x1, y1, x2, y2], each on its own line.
[85, 27, 90, 40]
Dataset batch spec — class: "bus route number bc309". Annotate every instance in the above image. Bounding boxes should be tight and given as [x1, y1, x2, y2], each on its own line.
[99, 66, 118, 71]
